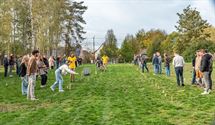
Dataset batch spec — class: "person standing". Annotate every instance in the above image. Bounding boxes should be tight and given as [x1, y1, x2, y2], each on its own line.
[48, 56, 55, 69]
[27, 50, 39, 100]
[9, 54, 15, 77]
[191, 53, 197, 84]
[50, 64, 78, 92]
[3, 55, 9, 77]
[157, 52, 162, 74]
[20, 56, 29, 96]
[152, 53, 159, 74]
[173, 52, 185, 86]
[195, 50, 203, 85]
[16, 56, 22, 76]
[140, 54, 149, 73]
[102, 55, 109, 70]
[37, 55, 48, 88]
[164, 53, 171, 76]
[200, 49, 213, 95]
[68, 53, 77, 82]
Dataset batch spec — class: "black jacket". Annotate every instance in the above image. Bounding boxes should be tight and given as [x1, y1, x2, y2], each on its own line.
[20, 63, 27, 77]
[200, 54, 213, 72]
[3, 57, 9, 67]
[152, 56, 159, 65]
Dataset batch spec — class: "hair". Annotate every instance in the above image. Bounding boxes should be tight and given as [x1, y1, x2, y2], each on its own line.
[200, 49, 206, 53]
[21, 56, 29, 64]
[32, 50, 39, 55]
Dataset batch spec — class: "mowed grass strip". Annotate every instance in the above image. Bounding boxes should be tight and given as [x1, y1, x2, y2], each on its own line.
[0, 64, 215, 125]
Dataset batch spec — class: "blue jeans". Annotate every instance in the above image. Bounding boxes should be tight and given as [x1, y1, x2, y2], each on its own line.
[191, 69, 196, 84]
[51, 69, 64, 91]
[175, 67, 184, 86]
[154, 64, 159, 74]
[142, 63, 149, 73]
[165, 66, 170, 76]
[21, 76, 28, 95]
[158, 64, 162, 74]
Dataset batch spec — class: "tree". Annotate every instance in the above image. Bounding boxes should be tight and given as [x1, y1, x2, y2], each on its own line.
[100, 29, 118, 59]
[120, 35, 137, 62]
[175, 5, 210, 54]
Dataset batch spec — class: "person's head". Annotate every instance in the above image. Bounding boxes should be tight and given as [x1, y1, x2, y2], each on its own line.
[164, 53, 168, 58]
[32, 50, 40, 58]
[4, 55, 7, 58]
[174, 52, 178, 57]
[70, 53, 74, 57]
[199, 49, 206, 56]
[21, 56, 29, 65]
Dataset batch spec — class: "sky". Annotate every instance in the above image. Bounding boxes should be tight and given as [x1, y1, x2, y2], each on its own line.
[78, 0, 215, 50]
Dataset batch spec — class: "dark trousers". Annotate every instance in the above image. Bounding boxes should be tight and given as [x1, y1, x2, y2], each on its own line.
[191, 69, 196, 84]
[175, 67, 184, 86]
[41, 74, 47, 86]
[4, 66, 8, 77]
[209, 71, 212, 90]
[142, 63, 149, 73]
[16, 66, 20, 76]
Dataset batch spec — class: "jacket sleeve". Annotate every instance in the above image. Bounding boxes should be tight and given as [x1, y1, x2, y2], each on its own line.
[200, 57, 206, 72]
[65, 66, 78, 74]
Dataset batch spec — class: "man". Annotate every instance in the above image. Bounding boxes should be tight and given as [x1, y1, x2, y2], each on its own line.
[191, 53, 197, 84]
[9, 54, 15, 77]
[140, 54, 149, 73]
[102, 55, 109, 70]
[173, 52, 185, 86]
[68, 53, 77, 82]
[27, 50, 39, 100]
[157, 52, 162, 74]
[3, 55, 9, 77]
[152, 53, 159, 74]
[200, 49, 213, 95]
[164, 53, 171, 76]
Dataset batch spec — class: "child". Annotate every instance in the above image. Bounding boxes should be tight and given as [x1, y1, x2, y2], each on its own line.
[20, 56, 29, 96]
[37, 55, 48, 88]
[50, 64, 78, 92]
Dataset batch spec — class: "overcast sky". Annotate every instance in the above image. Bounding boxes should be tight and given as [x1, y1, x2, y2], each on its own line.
[78, 0, 215, 50]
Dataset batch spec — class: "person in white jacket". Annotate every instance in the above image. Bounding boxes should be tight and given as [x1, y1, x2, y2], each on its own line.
[50, 64, 78, 92]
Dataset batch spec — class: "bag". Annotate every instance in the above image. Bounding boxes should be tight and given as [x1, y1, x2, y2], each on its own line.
[83, 68, 90, 76]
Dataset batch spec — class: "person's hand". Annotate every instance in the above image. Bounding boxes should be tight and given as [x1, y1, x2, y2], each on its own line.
[74, 72, 79, 75]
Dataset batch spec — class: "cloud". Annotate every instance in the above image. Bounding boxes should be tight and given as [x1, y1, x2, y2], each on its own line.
[78, 0, 215, 48]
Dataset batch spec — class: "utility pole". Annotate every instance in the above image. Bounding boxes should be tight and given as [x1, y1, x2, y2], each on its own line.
[93, 36, 95, 52]
[93, 36, 95, 62]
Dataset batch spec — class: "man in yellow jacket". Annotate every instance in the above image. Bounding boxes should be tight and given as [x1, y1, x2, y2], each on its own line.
[68, 53, 77, 82]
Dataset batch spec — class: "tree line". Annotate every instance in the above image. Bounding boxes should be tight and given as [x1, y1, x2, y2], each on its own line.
[0, 0, 87, 56]
[101, 6, 215, 62]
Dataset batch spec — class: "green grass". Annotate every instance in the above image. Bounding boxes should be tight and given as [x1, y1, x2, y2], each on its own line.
[0, 64, 215, 125]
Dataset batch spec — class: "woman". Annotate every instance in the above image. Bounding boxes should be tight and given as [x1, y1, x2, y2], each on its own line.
[37, 55, 48, 88]
[50, 64, 78, 92]
[48, 56, 55, 69]
[20, 56, 29, 95]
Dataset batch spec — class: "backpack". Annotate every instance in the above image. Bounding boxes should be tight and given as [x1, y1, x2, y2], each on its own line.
[83, 68, 90, 76]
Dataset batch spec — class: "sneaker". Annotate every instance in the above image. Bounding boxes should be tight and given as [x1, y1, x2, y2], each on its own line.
[31, 98, 39, 101]
[208, 89, 212, 94]
[201, 91, 209, 95]
[50, 86, 55, 92]
[41, 85, 46, 88]
[181, 84, 185, 86]
[59, 90, 64, 92]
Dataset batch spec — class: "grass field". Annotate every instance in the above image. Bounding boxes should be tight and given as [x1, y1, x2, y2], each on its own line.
[0, 63, 215, 125]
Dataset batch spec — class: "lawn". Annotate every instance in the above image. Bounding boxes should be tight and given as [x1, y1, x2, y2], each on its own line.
[0, 63, 215, 125]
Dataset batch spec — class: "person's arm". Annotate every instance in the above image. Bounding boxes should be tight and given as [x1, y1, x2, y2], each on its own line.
[64, 66, 78, 74]
[200, 57, 206, 72]
[172, 57, 175, 67]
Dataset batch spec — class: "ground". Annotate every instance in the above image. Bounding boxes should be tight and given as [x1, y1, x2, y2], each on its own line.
[0, 64, 215, 125]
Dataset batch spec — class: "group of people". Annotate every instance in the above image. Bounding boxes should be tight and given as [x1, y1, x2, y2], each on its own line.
[3, 50, 83, 101]
[96, 55, 109, 71]
[134, 49, 213, 95]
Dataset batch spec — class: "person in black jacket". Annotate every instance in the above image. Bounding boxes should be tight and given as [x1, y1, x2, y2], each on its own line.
[152, 53, 159, 74]
[164, 53, 171, 76]
[191, 52, 197, 84]
[200, 49, 213, 95]
[20, 56, 29, 96]
[141, 54, 149, 73]
[3, 55, 9, 77]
